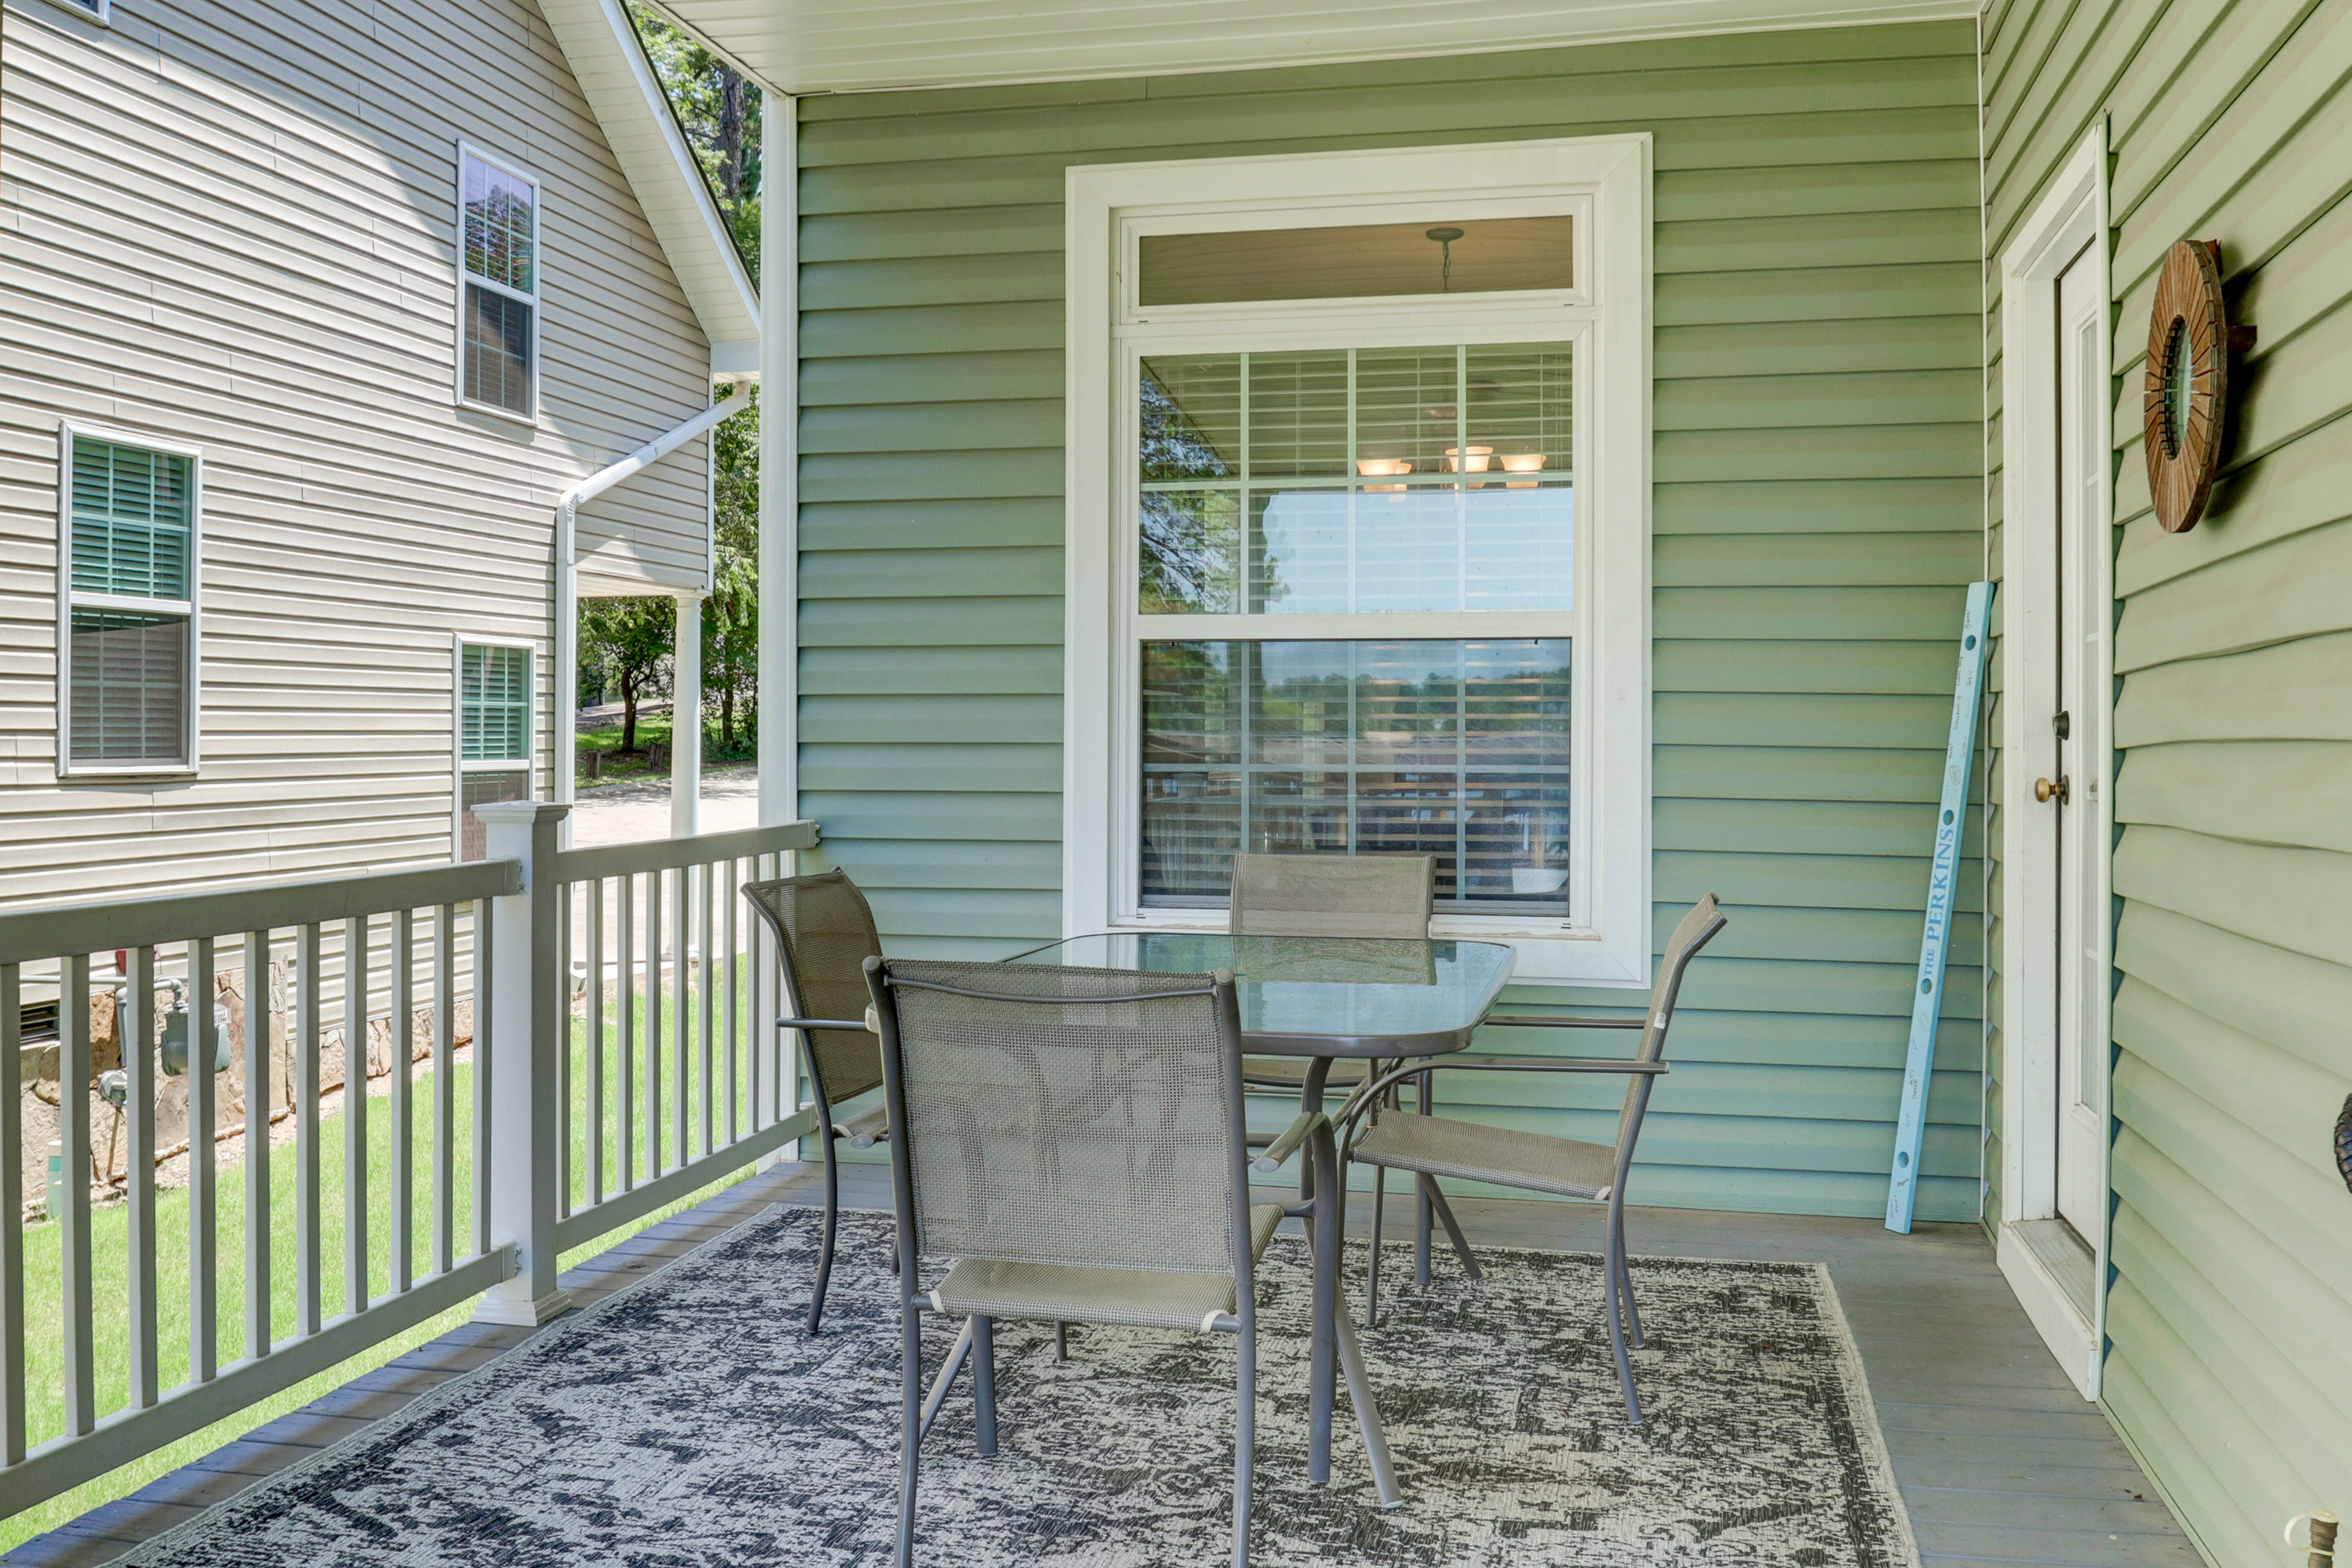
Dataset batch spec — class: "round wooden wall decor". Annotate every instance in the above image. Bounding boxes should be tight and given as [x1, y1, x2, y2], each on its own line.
[2142, 239, 2252, 533]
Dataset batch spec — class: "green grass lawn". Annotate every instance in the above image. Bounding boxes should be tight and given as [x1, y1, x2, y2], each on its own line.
[1, 974, 783, 1550]
[575, 715, 755, 791]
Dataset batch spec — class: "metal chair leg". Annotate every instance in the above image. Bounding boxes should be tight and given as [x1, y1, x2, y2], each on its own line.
[895, 1291, 922, 1568]
[972, 1316, 998, 1458]
[1232, 1317, 1256, 1568]
[1602, 1212, 1642, 1426]
[1614, 1204, 1645, 1349]
[1366, 1164, 1387, 1329]
[1054, 1321, 1070, 1362]
[1333, 1306, 1403, 1509]
[1418, 1175, 1483, 1280]
[809, 1131, 841, 1335]
[1414, 1071, 1434, 1287]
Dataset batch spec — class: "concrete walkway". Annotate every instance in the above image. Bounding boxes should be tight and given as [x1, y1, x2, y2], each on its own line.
[568, 764, 759, 848]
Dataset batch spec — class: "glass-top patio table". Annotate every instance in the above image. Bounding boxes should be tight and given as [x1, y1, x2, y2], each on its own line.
[1005, 933, 1518, 1058]
[1005, 932, 1517, 1507]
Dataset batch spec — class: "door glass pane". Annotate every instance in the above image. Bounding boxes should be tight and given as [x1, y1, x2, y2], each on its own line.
[1138, 215, 1574, 306]
[1140, 639, 1570, 913]
[1140, 344, 1573, 616]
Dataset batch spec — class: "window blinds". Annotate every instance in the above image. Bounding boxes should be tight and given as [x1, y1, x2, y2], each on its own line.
[65, 436, 195, 768]
[461, 643, 531, 761]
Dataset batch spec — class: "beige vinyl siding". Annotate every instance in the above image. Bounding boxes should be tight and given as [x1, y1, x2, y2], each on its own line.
[1981, 0, 2352, 1559]
[794, 20, 1989, 1219]
[0, 0, 714, 902]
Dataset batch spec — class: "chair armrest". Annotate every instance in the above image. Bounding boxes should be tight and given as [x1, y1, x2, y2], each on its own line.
[1483, 1016, 1646, 1029]
[1431, 1056, 1668, 1074]
[1250, 1111, 1329, 1174]
[1335, 1057, 1667, 1137]
[775, 1015, 875, 1033]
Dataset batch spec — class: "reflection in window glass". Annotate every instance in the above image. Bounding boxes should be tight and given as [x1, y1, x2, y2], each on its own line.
[1140, 344, 1572, 616]
[1138, 215, 1574, 306]
[1141, 640, 1570, 913]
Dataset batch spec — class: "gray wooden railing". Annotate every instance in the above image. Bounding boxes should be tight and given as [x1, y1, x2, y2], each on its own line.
[0, 807, 820, 1513]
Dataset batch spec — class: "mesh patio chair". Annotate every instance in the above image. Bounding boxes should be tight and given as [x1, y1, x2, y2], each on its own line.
[1228, 852, 1433, 1102]
[1335, 893, 1728, 1425]
[1227, 852, 1468, 1266]
[865, 956, 1352, 1568]
[740, 869, 895, 1335]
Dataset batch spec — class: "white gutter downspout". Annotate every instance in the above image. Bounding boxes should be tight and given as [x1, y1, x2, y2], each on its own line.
[556, 383, 753, 846]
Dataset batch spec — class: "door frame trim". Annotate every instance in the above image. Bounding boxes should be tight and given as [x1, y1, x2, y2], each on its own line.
[1996, 120, 2113, 1402]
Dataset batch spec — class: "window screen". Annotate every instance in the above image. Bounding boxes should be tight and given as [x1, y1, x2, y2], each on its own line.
[62, 435, 195, 770]
[458, 151, 538, 417]
[69, 611, 188, 763]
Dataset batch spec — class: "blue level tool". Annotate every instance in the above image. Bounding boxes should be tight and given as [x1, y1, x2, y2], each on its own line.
[1886, 580, 1993, 1234]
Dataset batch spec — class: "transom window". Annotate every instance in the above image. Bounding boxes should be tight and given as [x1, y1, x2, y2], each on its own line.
[1067, 138, 1653, 985]
[457, 148, 540, 420]
[58, 429, 201, 774]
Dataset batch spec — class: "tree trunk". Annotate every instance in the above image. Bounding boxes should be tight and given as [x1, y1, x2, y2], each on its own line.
[620, 669, 640, 753]
[720, 685, 736, 750]
[717, 69, 745, 201]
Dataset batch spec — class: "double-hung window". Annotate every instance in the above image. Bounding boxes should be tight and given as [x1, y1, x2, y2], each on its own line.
[1066, 138, 1653, 984]
[455, 638, 534, 861]
[57, 426, 201, 775]
[456, 146, 540, 420]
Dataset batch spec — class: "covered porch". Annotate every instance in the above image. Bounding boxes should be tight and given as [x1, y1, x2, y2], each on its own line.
[7, 1161, 2195, 1567]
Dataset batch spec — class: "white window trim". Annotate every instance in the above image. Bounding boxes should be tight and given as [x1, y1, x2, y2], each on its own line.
[1063, 135, 1653, 987]
[1994, 121, 2111, 1403]
[34, 0, 110, 24]
[453, 141, 544, 426]
[451, 634, 540, 858]
[55, 419, 203, 780]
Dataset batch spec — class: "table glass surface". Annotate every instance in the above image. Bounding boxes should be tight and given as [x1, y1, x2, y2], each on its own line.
[1006, 933, 1516, 1053]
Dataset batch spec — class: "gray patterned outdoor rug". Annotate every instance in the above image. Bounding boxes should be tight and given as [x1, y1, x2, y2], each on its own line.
[116, 1205, 1920, 1567]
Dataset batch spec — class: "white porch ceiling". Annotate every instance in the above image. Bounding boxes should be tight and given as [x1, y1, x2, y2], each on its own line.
[656, 0, 1973, 97]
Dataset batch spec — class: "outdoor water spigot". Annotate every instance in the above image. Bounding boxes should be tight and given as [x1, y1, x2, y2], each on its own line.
[97, 1069, 128, 1109]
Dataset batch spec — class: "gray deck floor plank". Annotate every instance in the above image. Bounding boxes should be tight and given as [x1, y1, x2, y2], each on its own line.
[6, 1163, 2196, 1566]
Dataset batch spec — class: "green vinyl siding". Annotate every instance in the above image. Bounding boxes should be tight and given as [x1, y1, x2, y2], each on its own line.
[793, 19, 1985, 1219]
[1982, 0, 2352, 1560]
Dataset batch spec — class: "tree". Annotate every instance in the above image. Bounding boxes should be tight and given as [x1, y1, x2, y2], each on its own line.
[630, 6, 762, 274]
[633, 6, 763, 760]
[703, 548, 758, 752]
[579, 597, 674, 753]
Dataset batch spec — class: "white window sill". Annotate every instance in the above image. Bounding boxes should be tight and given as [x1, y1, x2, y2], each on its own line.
[1102, 913, 1648, 988]
[58, 766, 197, 782]
[456, 397, 540, 429]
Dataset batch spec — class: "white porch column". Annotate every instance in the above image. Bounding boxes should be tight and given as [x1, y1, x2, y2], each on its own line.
[756, 96, 797, 832]
[671, 589, 702, 839]
[472, 800, 575, 1327]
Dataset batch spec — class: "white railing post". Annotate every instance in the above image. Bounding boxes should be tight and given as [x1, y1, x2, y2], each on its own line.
[472, 801, 574, 1327]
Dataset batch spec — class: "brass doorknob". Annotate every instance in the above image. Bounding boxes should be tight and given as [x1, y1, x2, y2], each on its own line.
[2034, 775, 2070, 804]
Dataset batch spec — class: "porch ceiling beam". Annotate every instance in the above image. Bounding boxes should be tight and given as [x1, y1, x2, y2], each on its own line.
[652, 0, 1977, 97]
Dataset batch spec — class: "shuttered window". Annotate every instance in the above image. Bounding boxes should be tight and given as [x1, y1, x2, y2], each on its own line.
[61, 432, 198, 772]
[456, 641, 533, 861]
[456, 149, 539, 418]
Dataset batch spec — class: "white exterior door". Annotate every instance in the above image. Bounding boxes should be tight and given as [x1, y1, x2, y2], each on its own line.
[2052, 249, 2106, 1240]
